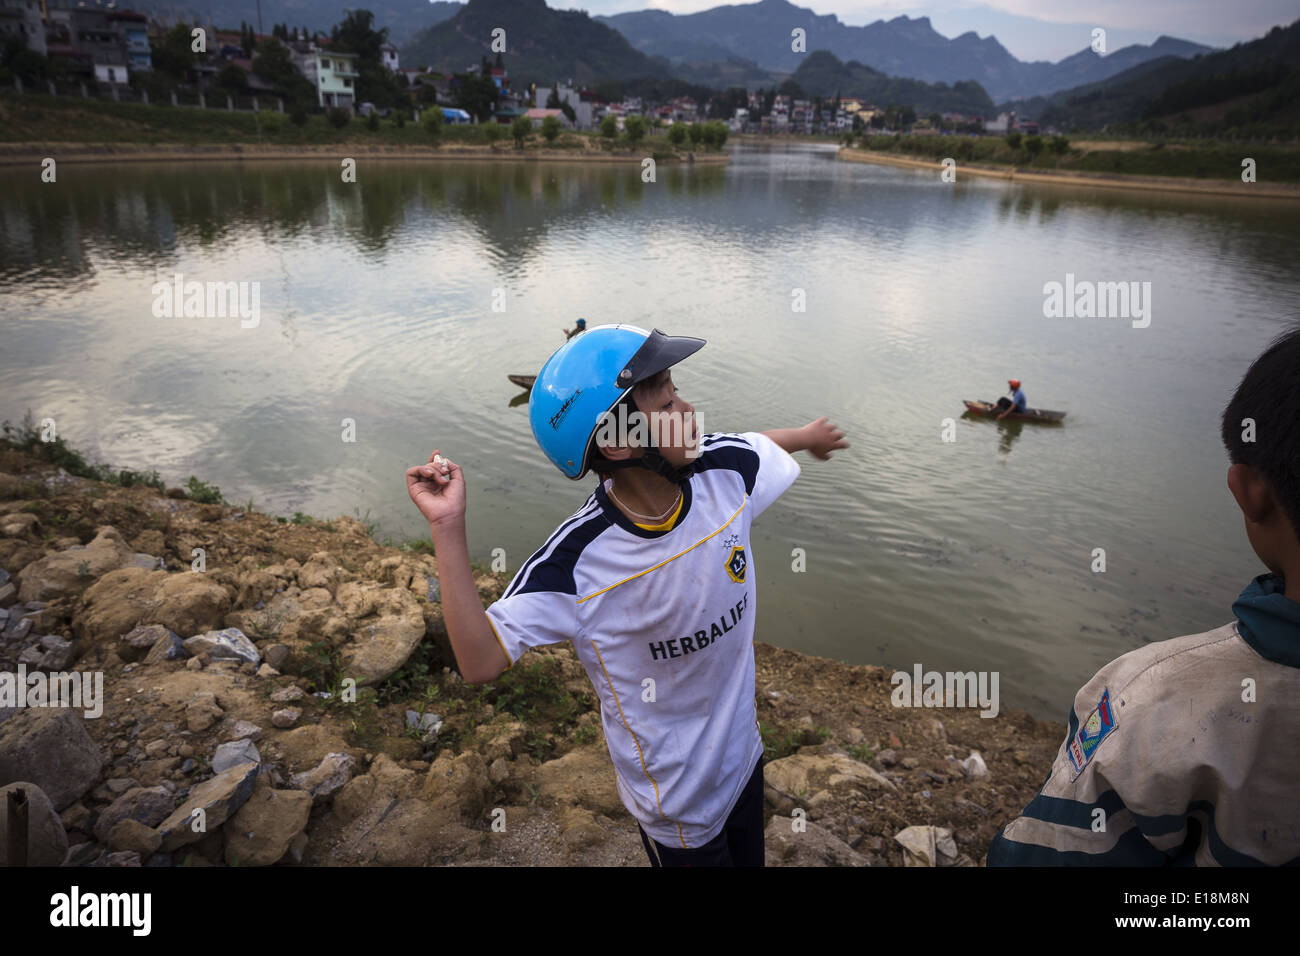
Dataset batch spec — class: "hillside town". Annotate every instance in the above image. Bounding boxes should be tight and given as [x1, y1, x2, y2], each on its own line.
[0, 0, 1046, 136]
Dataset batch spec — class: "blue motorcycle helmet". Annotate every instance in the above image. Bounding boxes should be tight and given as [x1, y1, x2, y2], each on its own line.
[529, 324, 706, 481]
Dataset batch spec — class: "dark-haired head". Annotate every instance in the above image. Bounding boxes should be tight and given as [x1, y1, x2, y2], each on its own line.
[1221, 326, 1300, 588]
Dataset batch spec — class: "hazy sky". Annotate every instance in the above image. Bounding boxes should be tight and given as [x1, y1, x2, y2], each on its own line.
[557, 0, 1299, 61]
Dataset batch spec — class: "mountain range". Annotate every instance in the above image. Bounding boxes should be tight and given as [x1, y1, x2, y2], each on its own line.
[118, 0, 1215, 104]
[593, 0, 1213, 102]
[1012, 18, 1300, 132]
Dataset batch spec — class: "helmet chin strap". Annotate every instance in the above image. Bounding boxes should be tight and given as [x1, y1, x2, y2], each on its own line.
[598, 432, 697, 486]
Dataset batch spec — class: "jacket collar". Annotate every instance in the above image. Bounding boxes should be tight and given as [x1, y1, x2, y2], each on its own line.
[1233, 573, 1300, 668]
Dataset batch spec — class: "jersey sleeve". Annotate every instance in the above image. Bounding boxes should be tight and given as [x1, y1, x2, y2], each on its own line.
[484, 586, 577, 670]
[738, 430, 801, 519]
[483, 527, 590, 670]
[985, 656, 1175, 866]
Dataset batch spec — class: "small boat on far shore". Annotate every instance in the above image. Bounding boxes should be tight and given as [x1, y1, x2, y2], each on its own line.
[963, 399, 1066, 423]
[508, 374, 536, 390]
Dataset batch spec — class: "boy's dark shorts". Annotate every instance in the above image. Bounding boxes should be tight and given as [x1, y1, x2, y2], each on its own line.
[638, 754, 765, 867]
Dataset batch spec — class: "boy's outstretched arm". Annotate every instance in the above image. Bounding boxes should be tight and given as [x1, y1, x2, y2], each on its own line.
[405, 450, 510, 685]
[762, 417, 848, 460]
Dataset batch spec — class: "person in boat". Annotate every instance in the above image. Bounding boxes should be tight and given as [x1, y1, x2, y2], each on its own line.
[562, 317, 587, 340]
[995, 379, 1027, 420]
[988, 325, 1300, 866]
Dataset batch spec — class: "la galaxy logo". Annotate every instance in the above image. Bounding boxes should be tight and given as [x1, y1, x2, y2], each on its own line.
[722, 533, 746, 583]
[1067, 687, 1116, 778]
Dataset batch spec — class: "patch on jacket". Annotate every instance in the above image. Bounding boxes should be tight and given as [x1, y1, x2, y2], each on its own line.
[1067, 687, 1116, 778]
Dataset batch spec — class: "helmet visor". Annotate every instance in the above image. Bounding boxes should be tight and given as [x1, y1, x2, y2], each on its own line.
[614, 328, 706, 388]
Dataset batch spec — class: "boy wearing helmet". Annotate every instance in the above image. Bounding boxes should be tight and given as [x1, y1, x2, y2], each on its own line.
[406, 324, 847, 866]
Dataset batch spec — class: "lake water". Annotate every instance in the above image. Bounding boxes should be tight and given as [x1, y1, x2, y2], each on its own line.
[2, 143, 1297, 722]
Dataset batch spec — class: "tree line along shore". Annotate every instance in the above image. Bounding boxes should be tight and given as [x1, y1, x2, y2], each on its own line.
[838, 129, 1300, 194]
[0, 91, 730, 166]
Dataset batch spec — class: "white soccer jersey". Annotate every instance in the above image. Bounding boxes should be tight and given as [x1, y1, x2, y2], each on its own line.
[485, 431, 801, 849]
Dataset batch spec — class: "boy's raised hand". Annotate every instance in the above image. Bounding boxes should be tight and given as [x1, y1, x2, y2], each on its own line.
[406, 449, 466, 527]
[805, 417, 849, 460]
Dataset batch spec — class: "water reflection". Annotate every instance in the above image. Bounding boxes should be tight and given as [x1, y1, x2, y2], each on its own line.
[0, 160, 732, 288]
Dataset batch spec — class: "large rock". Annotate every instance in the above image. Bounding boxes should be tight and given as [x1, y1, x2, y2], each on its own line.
[106, 819, 163, 857]
[764, 817, 870, 866]
[270, 725, 355, 775]
[422, 751, 491, 821]
[15, 527, 136, 602]
[333, 754, 420, 825]
[764, 752, 898, 806]
[143, 630, 188, 665]
[363, 553, 439, 599]
[185, 692, 224, 733]
[560, 806, 610, 852]
[119, 624, 177, 662]
[211, 739, 260, 774]
[0, 782, 68, 866]
[222, 779, 312, 866]
[329, 797, 447, 866]
[0, 512, 41, 538]
[524, 748, 624, 817]
[334, 582, 426, 686]
[296, 552, 353, 596]
[154, 761, 259, 852]
[289, 752, 356, 803]
[75, 566, 231, 648]
[0, 709, 103, 811]
[479, 718, 526, 762]
[226, 588, 346, 655]
[183, 628, 260, 665]
[93, 786, 175, 842]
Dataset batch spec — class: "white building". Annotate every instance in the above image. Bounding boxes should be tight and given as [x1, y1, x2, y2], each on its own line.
[534, 82, 596, 129]
[94, 63, 128, 84]
[293, 46, 360, 109]
[985, 111, 1014, 133]
[380, 42, 399, 72]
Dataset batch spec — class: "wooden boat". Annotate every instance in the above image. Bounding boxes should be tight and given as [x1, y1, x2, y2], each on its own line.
[508, 374, 536, 390]
[962, 400, 1066, 423]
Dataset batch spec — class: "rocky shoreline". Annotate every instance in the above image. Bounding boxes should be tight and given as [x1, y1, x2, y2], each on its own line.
[0, 443, 1065, 866]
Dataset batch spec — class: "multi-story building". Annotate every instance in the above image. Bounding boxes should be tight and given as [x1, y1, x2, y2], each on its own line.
[985, 111, 1014, 133]
[28, 4, 152, 84]
[292, 44, 359, 110]
[113, 10, 150, 72]
[533, 82, 597, 129]
[380, 41, 398, 72]
[67, 8, 127, 85]
[0, 0, 45, 57]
